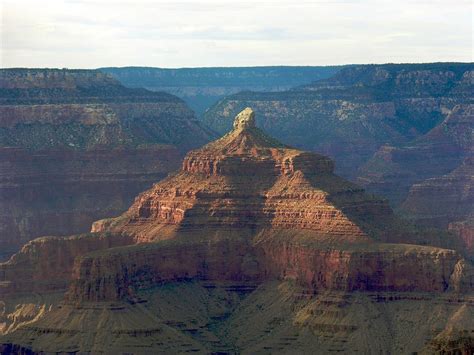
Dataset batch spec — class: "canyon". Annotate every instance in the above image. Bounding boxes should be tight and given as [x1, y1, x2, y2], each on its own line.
[202, 63, 473, 233]
[1, 108, 472, 354]
[0, 68, 214, 260]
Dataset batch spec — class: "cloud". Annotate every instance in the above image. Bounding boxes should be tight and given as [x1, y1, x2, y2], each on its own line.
[1, 0, 472, 68]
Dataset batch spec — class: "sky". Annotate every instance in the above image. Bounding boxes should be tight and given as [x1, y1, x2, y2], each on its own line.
[1, 0, 472, 68]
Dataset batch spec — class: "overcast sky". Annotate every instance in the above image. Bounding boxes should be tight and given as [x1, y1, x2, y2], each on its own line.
[1, 0, 472, 68]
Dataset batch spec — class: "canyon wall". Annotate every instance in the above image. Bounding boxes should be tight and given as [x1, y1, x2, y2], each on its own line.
[0, 68, 213, 260]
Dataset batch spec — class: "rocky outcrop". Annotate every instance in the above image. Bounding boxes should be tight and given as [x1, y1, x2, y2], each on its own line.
[92, 108, 394, 243]
[0, 68, 214, 260]
[101, 66, 342, 116]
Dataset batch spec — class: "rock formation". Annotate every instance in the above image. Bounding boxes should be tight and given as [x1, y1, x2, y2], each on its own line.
[0, 108, 473, 354]
[0, 68, 214, 260]
[202, 64, 473, 235]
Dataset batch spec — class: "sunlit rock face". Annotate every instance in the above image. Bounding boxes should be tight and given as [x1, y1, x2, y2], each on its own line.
[1, 108, 472, 354]
[0, 68, 214, 260]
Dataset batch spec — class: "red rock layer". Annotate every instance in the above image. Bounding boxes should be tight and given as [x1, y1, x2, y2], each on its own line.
[257, 233, 471, 293]
[66, 234, 261, 302]
[65, 230, 472, 304]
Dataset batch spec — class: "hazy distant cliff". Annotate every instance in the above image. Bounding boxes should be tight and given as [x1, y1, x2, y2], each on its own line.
[0, 68, 213, 259]
[100, 66, 342, 115]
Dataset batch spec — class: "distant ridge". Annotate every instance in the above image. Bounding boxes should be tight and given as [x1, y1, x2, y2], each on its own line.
[100, 65, 343, 115]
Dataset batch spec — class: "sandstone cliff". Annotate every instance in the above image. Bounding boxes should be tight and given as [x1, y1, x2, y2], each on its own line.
[0, 69, 214, 260]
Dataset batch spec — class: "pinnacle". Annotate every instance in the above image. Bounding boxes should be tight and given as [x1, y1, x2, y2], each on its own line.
[233, 107, 256, 130]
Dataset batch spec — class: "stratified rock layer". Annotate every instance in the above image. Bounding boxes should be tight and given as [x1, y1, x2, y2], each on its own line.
[0, 69, 213, 260]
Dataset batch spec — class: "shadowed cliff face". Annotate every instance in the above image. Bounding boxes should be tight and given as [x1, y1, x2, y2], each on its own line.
[359, 101, 473, 246]
[358, 103, 473, 206]
[0, 108, 472, 354]
[0, 69, 214, 260]
[400, 156, 473, 228]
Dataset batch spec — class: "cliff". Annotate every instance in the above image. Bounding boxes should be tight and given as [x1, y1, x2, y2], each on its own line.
[0, 232, 135, 295]
[2, 108, 466, 298]
[0, 68, 214, 260]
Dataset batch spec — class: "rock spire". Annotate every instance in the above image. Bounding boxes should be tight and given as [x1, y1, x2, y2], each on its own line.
[233, 107, 256, 130]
